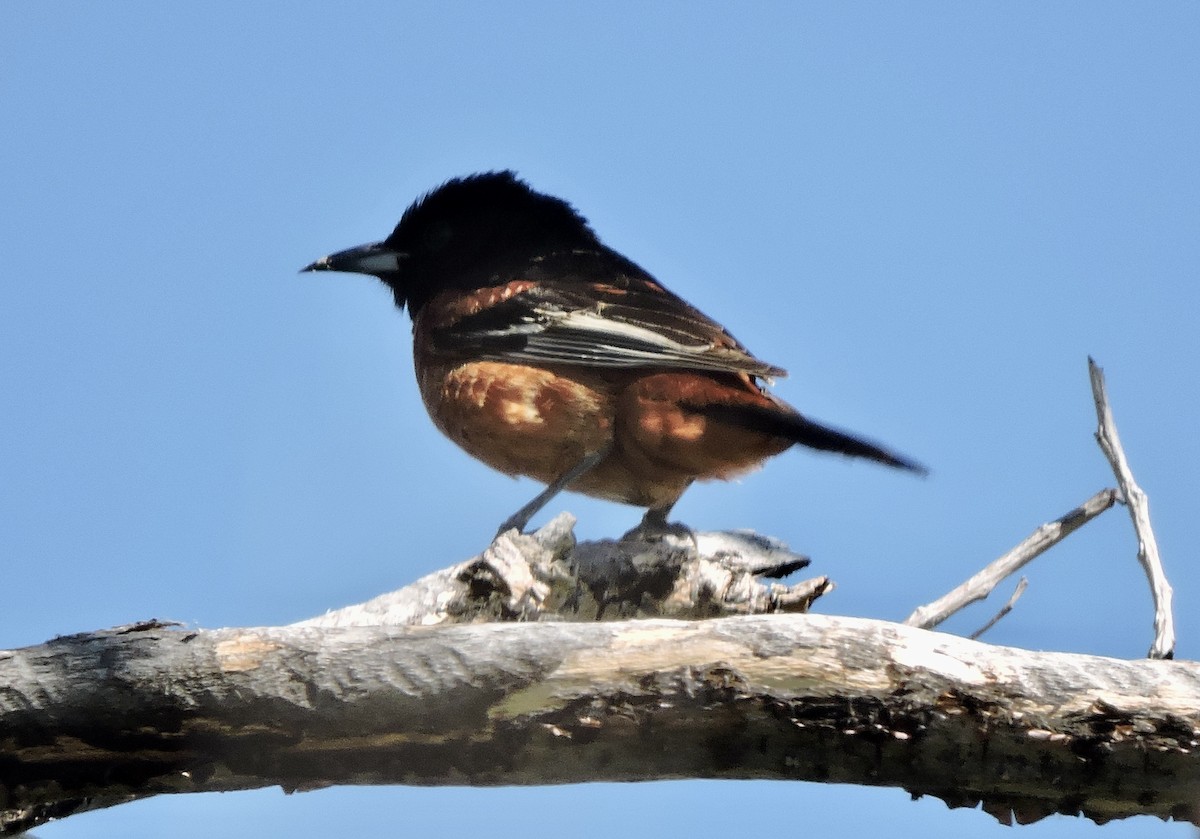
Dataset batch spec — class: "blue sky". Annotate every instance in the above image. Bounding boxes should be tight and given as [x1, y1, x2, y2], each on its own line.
[4, 3, 1199, 836]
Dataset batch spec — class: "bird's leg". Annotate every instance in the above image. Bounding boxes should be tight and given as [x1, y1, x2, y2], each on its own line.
[494, 444, 613, 537]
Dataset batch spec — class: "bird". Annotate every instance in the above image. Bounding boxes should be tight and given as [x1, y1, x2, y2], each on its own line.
[304, 171, 924, 538]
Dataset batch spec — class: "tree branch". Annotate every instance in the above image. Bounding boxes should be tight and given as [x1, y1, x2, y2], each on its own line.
[3, 358, 1188, 835]
[4, 612, 1199, 836]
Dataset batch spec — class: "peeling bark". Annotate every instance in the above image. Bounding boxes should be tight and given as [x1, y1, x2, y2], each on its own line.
[3, 615, 1199, 835]
[296, 516, 825, 627]
[2, 518, 1197, 834]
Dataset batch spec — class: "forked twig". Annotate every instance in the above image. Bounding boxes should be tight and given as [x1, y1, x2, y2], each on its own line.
[1088, 357, 1175, 659]
[906, 359, 1174, 658]
[904, 489, 1117, 630]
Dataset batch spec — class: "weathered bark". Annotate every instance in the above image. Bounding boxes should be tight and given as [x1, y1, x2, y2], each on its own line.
[4, 614, 1199, 835]
[295, 516, 825, 627]
[2, 518, 1196, 834]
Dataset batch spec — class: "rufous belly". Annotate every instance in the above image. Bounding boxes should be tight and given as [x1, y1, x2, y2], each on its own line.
[416, 359, 793, 510]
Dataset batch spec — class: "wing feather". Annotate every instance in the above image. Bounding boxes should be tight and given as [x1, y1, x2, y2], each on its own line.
[429, 251, 786, 380]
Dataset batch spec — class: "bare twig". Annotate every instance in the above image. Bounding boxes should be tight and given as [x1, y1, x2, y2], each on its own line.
[1088, 357, 1175, 659]
[905, 490, 1117, 630]
[969, 577, 1028, 640]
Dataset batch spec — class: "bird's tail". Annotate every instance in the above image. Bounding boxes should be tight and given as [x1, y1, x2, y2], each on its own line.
[698, 403, 927, 475]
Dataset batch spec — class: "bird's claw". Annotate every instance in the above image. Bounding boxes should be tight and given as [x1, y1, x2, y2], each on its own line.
[620, 510, 697, 548]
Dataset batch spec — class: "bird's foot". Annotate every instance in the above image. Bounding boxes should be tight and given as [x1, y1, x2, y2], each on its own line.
[620, 509, 697, 548]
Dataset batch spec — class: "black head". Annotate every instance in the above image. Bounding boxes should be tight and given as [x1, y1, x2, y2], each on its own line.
[303, 171, 601, 315]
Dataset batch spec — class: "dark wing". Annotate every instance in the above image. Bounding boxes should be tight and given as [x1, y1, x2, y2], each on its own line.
[429, 250, 786, 380]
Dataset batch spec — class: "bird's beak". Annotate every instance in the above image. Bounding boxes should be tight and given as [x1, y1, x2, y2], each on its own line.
[301, 241, 405, 277]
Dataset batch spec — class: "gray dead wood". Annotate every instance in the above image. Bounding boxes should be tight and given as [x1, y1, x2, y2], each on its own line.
[1089, 357, 1175, 659]
[0, 523, 824, 835]
[4, 612, 1200, 835]
[905, 357, 1174, 656]
[904, 489, 1118, 630]
[2, 519, 1200, 835]
[296, 515, 826, 627]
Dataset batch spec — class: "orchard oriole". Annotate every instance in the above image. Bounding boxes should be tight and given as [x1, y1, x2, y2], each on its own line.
[304, 171, 924, 537]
